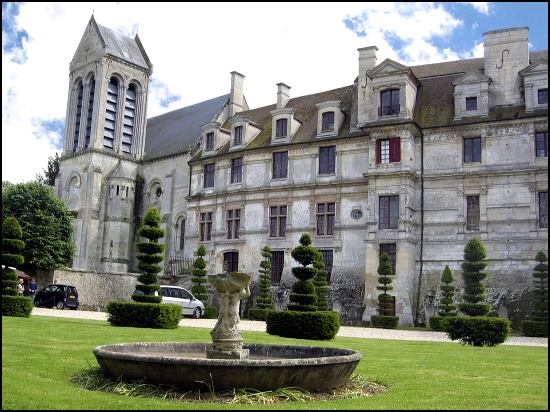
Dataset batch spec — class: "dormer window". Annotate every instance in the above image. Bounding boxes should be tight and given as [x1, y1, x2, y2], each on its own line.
[206, 132, 215, 150]
[379, 89, 400, 116]
[276, 119, 288, 137]
[539, 89, 548, 104]
[466, 97, 478, 111]
[322, 112, 334, 132]
[234, 126, 243, 144]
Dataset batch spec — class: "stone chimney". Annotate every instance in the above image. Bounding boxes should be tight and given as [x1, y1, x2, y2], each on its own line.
[229, 71, 245, 117]
[358, 46, 378, 85]
[277, 83, 291, 109]
[483, 27, 529, 107]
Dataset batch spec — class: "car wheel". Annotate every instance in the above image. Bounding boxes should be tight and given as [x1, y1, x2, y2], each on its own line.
[34, 300, 41, 307]
[192, 307, 202, 319]
[56, 301, 65, 310]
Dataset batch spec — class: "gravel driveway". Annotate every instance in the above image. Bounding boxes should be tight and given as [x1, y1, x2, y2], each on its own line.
[31, 307, 547, 347]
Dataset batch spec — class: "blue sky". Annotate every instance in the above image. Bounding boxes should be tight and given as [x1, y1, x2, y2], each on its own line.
[2, 2, 548, 184]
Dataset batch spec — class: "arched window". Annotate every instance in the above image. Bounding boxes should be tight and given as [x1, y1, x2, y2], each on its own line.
[73, 81, 83, 151]
[122, 83, 136, 154]
[103, 77, 118, 150]
[177, 219, 186, 250]
[85, 77, 95, 148]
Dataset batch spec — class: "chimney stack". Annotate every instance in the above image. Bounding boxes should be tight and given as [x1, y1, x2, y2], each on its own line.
[277, 83, 291, 109]
[229, 71, 245, 117]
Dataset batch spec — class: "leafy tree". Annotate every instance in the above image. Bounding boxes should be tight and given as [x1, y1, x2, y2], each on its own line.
[36, 152, 60, 187]
[2, 181, 76, 275]
[288, 233, 322, 312]
[256, 246, 274, 311]
[438, 265, 457, 317]
[458, 238, 491, 317]
[2, 217, 25, 296]
[312, 259, 329, 311]
[132, 208, 164, 303]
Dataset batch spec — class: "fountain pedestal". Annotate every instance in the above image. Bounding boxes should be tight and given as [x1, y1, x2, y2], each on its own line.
[207, 331, 249, 359]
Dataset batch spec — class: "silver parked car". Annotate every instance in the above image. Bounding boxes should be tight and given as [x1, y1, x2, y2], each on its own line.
[133, 285, 205, 318]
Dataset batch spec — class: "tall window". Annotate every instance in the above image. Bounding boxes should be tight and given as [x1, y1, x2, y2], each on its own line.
[224, 251, 239, 272]
[178, 219, 186, 250]
[380, 244, 396, 275]
[319, 250, 333, 284]
[379, 89, 399, 116]
[269, 206, 287, 237]
[379, 195, 399, 229]
[206, 132, 215, 150]
[319, 146, 336, 174]
[464, 137, 481, 163]
[204, 163, 215, 188]
[270, 251, 284, 284]
[540, 192, 548, 228]
[322, 111, 335, 132]
[231, 158, 242, 184]
[538, 89, 548, 104]
[85, 77, 95, 148]
[466, 97, 478, 111]
[317, 202, 335, 236]
[103, 77, 118, 150]
[122, 83, 136, 155]
[276, 118, 288, 137]
[376, 137, 401, 164]
[272, 151, 288, 179]
[226, 209, 241, 239]
[536, 131, 548, 157]
[467, 196, 480, 230]
[234, 126, 243, 144]
[73, 81, 83, 152]
[199, 212, 212, 241]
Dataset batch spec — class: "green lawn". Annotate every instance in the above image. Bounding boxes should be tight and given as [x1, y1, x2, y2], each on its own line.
[2, 315, 547, 410]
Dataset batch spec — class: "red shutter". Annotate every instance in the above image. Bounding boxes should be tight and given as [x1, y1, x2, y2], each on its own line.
[376, 139, 381, 164]
[391, 137, 401, 162]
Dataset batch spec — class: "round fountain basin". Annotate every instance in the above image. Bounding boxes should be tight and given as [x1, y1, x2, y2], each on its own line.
[93, 342, 362, 392]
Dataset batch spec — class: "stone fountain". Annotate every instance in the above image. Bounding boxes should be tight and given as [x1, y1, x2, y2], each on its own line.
[93, 272, 362, 392]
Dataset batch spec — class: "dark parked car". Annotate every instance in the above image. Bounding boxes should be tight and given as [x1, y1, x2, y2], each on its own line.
[34, 284, 79, 310]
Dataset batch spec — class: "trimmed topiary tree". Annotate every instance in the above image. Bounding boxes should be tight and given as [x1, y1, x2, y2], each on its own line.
[107, 208, 180, 329]
[266, 233, 340, 340]
[249, 246, 274, 320]
[371, 252, 399, 329]
[313, 259, 329, 311]
[521, 251, 548, 337]
[429, 265, 457, 331]
[191, 245, 216, 318]
[2, 217, 33, 317]
[443, 238, 511, 346]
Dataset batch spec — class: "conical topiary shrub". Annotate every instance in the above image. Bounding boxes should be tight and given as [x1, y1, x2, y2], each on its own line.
[521, 251, 548, 337]
[371, 252, 399, 329]
[443, 238, 511, 346]
[429, 265, 457, 330]
[266, 233, 340, 340]
[248, 246, 274, 320]
[2, 217, 32, 317]
[313, 259, 329, 311]
[191, 245, 216, 318]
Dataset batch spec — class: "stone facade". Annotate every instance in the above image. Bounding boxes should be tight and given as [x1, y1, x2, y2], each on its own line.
[57, 18, 548, 330]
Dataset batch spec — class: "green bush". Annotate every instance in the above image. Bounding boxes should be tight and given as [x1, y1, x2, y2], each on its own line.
[247, 308, 268, 321]
[442, 316, 511, 346]
[429, 315, 444, 331]
[2, 295, 34, 317]
[266, 310, 340, 340]
[371, 315, 399, 329]
[203, 305, 217, 319]
[521, 320, 548, 338]
[106, 301, 181, 329]
[256, 246, 274, 311]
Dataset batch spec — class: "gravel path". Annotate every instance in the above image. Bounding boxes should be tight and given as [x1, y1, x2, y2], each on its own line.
[31, 307, 547, 347]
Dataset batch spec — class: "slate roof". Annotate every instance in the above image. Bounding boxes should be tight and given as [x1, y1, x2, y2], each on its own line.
[144, 94, 229, 160]
[149, 50, 548, 163]
[95, 22, 152, 70]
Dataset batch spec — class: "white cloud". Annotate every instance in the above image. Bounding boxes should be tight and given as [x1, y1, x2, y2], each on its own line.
[0, 2, 522, 184]
[460, 2, 493, 15]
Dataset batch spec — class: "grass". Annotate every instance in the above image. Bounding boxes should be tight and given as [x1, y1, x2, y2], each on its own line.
[2, 314, 547, 410]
